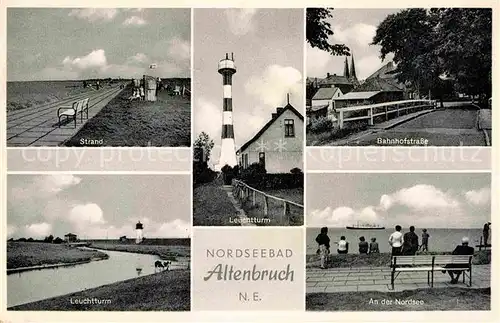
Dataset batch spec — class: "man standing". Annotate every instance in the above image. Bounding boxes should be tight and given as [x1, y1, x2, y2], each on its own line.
[421, 229, 430, 252]
[403, 226, 419, 255]
[315, 227, 330, 269]
[483, 222, 491, 246]
[389, 225, 404, 256]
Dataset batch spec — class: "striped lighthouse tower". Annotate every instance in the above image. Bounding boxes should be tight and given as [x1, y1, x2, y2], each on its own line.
[217, 53, 237, 170]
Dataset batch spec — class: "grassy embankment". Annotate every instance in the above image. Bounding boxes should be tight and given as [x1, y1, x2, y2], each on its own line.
[306, 250, 491, 269]
[306, 287, 490, 311]
[64, 81, 191, 147]
[9, 269, 190, 311]
[193, 179, 241, 226]
[89, 242, 190, 262]
[7, 242, 108, 269]
[239, 188, 304, 226]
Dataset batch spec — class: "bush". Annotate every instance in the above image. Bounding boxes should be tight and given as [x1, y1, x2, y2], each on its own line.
[290, 167, 303, 174]
[53, 237, 64, 244]
[309, 116, 333, 133]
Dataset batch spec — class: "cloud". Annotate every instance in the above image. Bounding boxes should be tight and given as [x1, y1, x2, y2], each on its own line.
[306, 45, 333, 78]
[332, 23, 377, 47]
[225, 8, 258, 36]
[309, 206, 382, 227]
[150, 219, 191, 238]
[123, 16, 147, 26]
[379, 184, 460, 211]
[127, 53, 148, 64]
[63, 49, 107, 70]
[69, 203, 106, 228]
[245, 65, 302, 107]
[168, 37, 190, 61]
[68, 9, 118, 22]
[465, 187, 490, 206]
[25, 222, 52, 238]
[7, 225, 17, 238]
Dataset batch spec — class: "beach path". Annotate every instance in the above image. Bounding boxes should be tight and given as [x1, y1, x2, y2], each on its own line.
[306, 264, 491, 293]
[7, 85, 125, 147]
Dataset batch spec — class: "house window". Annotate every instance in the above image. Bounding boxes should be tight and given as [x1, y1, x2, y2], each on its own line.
[259, 152, 265, 168]
[284, 119, 295, 137]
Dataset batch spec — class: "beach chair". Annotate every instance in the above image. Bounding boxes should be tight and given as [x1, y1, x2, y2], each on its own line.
[174, 85, 181, 96]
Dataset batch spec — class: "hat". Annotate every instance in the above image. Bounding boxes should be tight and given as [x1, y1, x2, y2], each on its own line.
[461, 237, 469, 244]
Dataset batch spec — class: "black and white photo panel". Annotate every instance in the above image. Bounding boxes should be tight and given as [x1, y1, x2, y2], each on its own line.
[193, 9, 305, 227]
[7, 174, 191, 311]
[306, 8, 492, 147]
[7, 8, 191, 147]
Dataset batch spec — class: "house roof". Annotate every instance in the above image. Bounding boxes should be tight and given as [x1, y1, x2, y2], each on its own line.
[237, 103, 304, 153]
[64, 233, 76, 236]
[335, 91, 381, 100]
[319, 74, 352, 86]
[354, 77, 403, 92]
[366, 61, 397, 80]
[312, 87, 340, 100]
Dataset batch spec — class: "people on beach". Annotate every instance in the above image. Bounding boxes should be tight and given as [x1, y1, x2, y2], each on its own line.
[402, 226, 419, 255]
[315, 227, 330, 269]
[337, 236, 349, 254]
[96, 80, 100, 90]
[389, 225, 404, 256]
[358, 236, 369, 254]
[483, 222, 491, 246]
[421, 229, 430, 252]
[369, 237, 380, 254]
[443, 237, 475, 284]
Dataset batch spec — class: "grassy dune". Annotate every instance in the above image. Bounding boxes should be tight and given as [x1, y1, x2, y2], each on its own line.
[306, 250, 491, 269]
[7, 242, 108, 269]
[306, 287, 490, 311]
[64, 83, 190, 147]
[9, 270, 190, 311]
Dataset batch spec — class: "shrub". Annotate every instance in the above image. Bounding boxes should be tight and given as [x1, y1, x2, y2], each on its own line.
[290, 167, 303, 174]
[309, 116, 333, 134]
[53, 237, 64, 244]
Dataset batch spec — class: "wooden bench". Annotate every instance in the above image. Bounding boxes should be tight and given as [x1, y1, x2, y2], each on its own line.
[57, 98, 89, 128]
[390, 255, 473, 290]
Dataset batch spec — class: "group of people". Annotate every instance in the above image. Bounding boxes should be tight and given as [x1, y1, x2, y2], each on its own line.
[388, 225, 430, 256]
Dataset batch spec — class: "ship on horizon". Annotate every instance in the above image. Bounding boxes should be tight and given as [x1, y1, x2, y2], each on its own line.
[346, 222, 385, 230]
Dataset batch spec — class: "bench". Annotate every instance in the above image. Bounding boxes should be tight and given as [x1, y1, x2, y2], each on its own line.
[390, 255, 473, 290]
[57, 98, 89, 128]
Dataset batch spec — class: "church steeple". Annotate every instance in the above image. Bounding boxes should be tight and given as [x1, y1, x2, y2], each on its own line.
[350, 55, 357, 80]
[343, 56, 350, 78]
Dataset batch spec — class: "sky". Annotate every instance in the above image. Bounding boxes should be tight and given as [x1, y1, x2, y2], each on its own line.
[307, 173, 491, 229]
[7, 8, 190, 81]
[7, 174, 191, 239]
[307, 8, 400, 80]
[193, 9, 304, 166]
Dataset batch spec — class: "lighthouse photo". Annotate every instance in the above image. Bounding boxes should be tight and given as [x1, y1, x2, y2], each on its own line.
[193, 9, 305, 226]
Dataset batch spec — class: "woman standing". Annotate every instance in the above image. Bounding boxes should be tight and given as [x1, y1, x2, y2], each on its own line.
[315, 227, 330, 269]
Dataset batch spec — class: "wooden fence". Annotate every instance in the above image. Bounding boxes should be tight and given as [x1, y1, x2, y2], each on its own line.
[232, 179, 303, 225]
[336, 99, 437, 129]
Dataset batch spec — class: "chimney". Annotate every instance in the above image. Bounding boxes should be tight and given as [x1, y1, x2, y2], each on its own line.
[327, 72, 330, 77]
[272, 113, 278, 119]
[276, 107, 284, 114]
[225, 53, 228, 59]
[231, 52, 234, 60]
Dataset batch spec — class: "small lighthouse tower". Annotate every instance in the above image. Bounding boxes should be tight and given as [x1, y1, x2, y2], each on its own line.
[135, 221, 144, 244]
[217, 52, 237, 170]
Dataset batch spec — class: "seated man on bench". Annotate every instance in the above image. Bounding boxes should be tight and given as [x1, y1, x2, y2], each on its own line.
[443, 237, 474, 284]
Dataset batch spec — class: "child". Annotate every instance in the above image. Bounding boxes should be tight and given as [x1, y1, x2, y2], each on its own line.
[369, 237, 380, 253]
[421, 229, 430, 252]
[337, 236, 349, 254]
[315, 227, 330, 269]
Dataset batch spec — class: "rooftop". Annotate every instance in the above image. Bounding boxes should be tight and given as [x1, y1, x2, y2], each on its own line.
[312, 87, 340, 100]
[335, 91, 381, 100]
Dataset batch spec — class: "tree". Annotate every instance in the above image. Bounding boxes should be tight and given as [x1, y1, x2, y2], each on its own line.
[53, 237, 64, 244]
[306, 8, 350, 56]
[372, 8, 492, 102]
[194, 132, 215, 164]
[44, 235, 54, 243]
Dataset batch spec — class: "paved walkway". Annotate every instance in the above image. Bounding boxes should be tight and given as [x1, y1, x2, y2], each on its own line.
[222, 185, 256, 226]
[7, 85, 125, 147]
[307, 265, 490, 293]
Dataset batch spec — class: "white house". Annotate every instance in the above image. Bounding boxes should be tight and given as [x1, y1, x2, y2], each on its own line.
[309, 87, 343, 121]
[237, 102, 303, 174]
